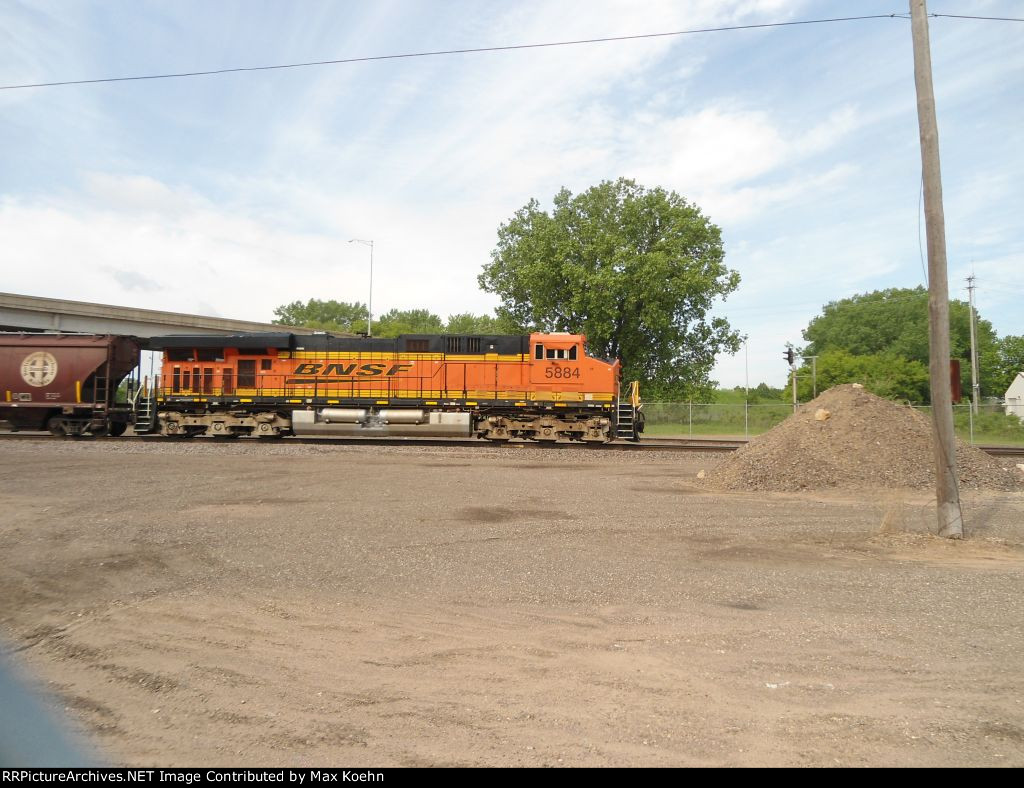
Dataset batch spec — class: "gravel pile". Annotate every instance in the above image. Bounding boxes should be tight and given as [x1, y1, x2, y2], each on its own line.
[704, 384, 1022, 492]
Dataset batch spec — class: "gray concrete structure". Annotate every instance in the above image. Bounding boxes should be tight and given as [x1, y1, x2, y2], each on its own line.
[0, 292, 319, 338]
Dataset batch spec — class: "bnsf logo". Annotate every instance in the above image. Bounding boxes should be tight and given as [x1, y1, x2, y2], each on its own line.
[292, 363, 414, 377]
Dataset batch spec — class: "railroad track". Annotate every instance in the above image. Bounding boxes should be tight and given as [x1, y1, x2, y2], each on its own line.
[0, 431, 741, 453]
[2, 431, 1022, 458]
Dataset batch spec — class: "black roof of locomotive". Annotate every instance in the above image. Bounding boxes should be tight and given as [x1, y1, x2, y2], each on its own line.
[149, 332, 530, 355]
[150, 333, 294, 350]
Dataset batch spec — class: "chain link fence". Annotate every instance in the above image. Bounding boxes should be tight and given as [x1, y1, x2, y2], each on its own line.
[641, 402, 791, 438]
[915, 403, 1024, 446]
[642, 401, 1024, 446]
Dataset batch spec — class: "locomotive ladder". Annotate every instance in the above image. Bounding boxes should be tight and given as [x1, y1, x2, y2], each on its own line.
[615, 401, 636, 440]
[133, 377, 157, 433]
[614, 381, 642, 440]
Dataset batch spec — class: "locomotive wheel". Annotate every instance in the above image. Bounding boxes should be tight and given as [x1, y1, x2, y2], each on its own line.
[46, 416, 66, 436]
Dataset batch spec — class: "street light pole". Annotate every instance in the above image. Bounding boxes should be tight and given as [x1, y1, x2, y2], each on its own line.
[744, 335, 749, 439]
[348, 239, 374, 336]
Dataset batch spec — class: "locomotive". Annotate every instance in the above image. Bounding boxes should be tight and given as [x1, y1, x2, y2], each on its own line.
[143, 331, 643, 442]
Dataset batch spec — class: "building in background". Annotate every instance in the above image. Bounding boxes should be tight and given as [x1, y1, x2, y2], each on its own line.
[1005, 372, 1024, 419]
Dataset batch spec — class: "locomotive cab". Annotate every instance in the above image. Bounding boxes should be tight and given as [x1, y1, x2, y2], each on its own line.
[529, 334, 582, 384]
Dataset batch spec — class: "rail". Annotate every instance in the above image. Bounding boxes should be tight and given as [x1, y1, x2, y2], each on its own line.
[0, 431, 1021, 458]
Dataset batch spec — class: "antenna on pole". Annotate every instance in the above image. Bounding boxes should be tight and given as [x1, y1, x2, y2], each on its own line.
[910, 0, 963, 539]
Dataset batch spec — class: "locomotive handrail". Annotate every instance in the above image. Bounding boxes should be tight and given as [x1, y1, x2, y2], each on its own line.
[629, 380, 642, 409]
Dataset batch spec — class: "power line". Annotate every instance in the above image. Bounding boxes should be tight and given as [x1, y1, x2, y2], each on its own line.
[5, 11, 1015, 93]
[1, 14, 908, 91]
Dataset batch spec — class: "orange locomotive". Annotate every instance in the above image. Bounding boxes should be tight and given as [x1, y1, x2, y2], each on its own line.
[146, 331, 643, 442]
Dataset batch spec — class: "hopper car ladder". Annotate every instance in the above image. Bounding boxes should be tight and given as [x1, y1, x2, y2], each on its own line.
[88, 347, 113, 430]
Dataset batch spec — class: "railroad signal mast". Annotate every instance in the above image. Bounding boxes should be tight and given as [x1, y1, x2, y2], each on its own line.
[784, 349, 818, 409]
[784, 345, 797, 411]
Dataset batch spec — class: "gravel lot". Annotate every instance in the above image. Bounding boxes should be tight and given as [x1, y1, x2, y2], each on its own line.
[1, 438, 1023, 767]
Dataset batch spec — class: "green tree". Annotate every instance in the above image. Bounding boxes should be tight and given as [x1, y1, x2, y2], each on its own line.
[801, 287, 1001, 397]
[372, 308, 445, 337]
[987, 334, 1024, 395]
[797, 349, 930, 403]
[444, 313, 502, 334]
[478, 178, 740, 399]
[272, 299, 368, 333]
[754, 382, 785, 401]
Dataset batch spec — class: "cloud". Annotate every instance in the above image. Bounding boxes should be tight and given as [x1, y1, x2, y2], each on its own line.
[3, 0, 1021, 394]
[104, 267, 162, 292]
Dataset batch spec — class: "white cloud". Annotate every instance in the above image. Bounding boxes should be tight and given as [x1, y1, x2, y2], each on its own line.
[2, 0, 1021, 394]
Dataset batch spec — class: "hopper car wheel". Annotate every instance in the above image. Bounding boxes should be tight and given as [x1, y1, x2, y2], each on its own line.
[46, 416, 66, 436]
[108, 422, 128, 437]
[90, 424, 109, 437]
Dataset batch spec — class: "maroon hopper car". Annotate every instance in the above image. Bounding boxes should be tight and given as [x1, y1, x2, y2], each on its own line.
[0, 333, 141, 435]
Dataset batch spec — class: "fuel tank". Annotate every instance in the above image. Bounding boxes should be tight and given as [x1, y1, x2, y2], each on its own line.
[292, 408, 472, 437]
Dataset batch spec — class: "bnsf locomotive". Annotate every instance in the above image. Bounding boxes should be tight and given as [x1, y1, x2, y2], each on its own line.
[146, 331, 643, 442]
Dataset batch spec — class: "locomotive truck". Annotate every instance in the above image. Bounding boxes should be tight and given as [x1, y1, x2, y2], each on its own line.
[142, 331, 643, 442]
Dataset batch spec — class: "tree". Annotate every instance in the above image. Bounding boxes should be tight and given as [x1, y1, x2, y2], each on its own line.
[372, 309, 445, 337]
[797, 349, 930, 402]
[987, 335, 1024, 395]
[444, 313, 502, 335]
[801, 287, 1001, 397]
[273, 300, 511, 338]
[272, 299, 368, 333]
[478, 178, 740, 399]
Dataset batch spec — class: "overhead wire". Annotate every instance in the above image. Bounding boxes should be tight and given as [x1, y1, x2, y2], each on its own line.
[1, 14, 910, 91]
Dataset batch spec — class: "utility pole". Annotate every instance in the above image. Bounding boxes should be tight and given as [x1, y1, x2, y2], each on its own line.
[910, 0, 963, 539]
[967, 274, 980, 414]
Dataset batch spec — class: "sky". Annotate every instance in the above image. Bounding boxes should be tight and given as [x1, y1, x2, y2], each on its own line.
[1, 0, 1022, 391]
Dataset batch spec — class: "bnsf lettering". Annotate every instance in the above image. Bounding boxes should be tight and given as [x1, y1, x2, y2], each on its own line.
[291, 363, 414, 376]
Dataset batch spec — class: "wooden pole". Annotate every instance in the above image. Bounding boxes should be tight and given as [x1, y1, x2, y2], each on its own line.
[910, 0, 963, 539]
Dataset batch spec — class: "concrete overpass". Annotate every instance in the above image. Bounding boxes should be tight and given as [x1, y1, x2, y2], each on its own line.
[0, 292, 320, 338]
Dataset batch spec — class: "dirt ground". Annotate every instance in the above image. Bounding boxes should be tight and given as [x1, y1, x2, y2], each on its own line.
[1, 438, 1023, 767]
